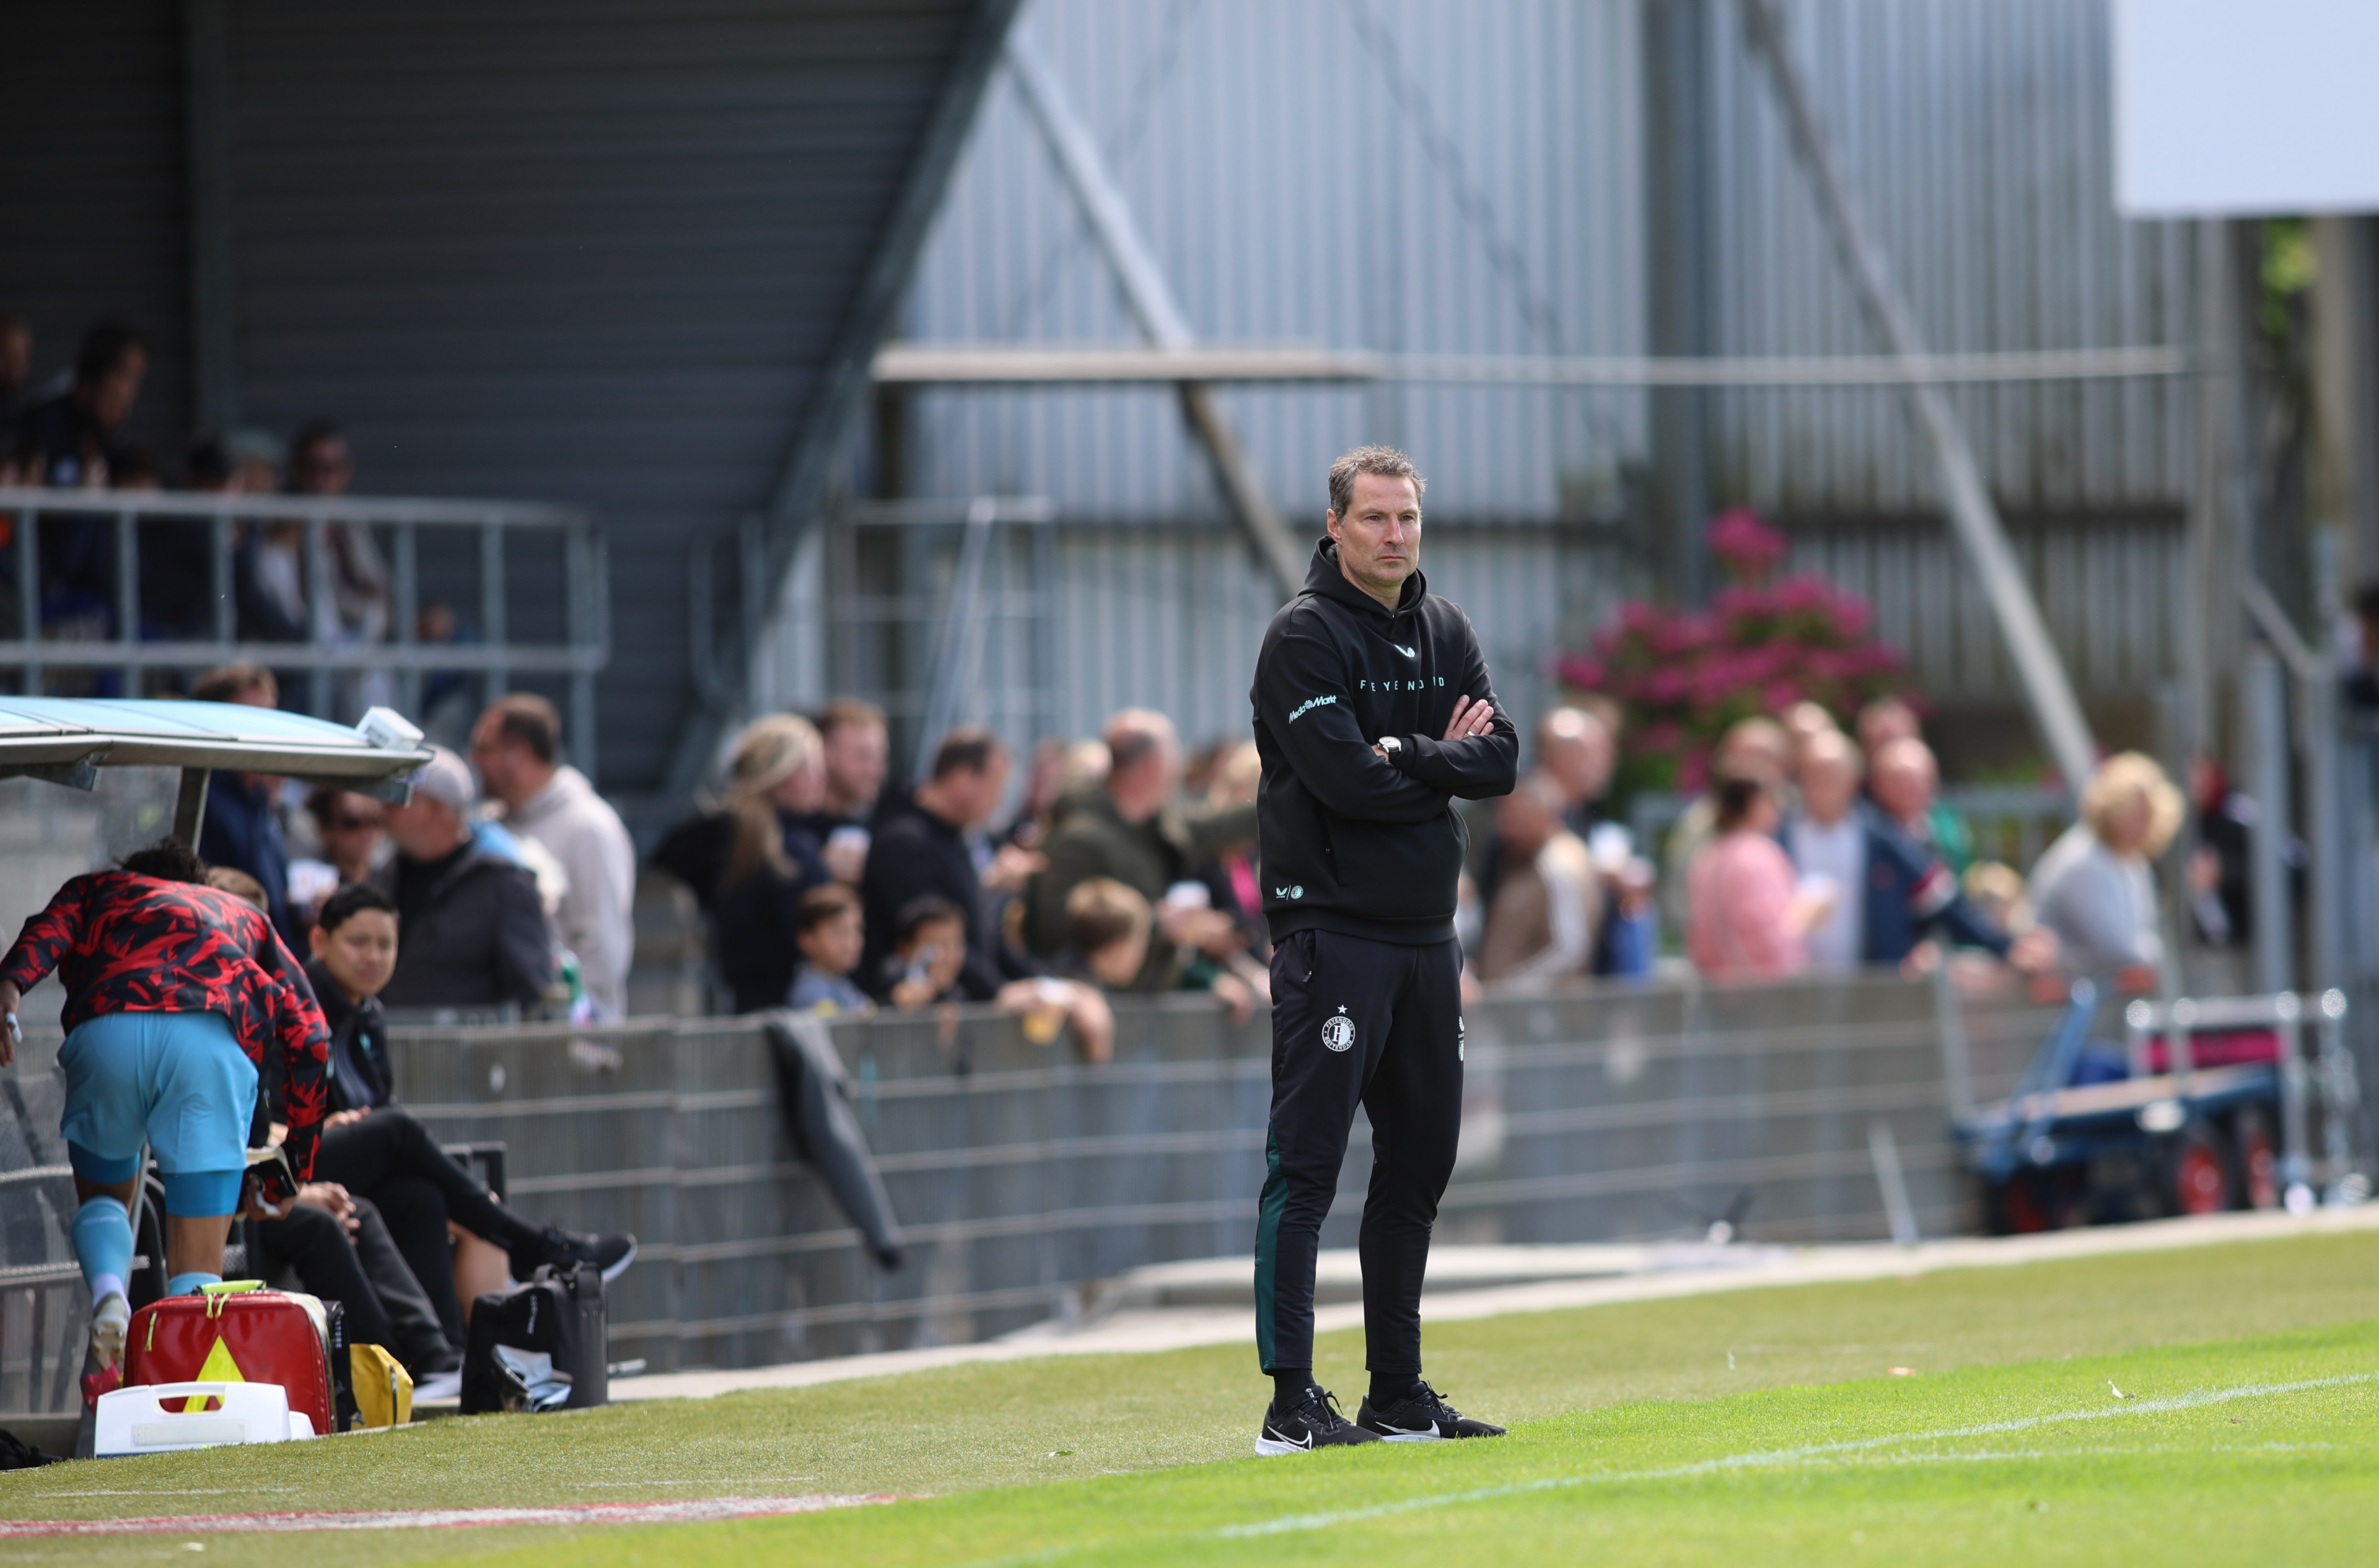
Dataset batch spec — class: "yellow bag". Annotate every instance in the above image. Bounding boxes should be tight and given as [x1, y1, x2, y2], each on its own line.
[349, 1344, 413, 1429]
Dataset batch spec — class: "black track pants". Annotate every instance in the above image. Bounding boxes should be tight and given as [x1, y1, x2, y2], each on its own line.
[1255, 928, 1463, 1377]
[316, 1106, 546, 1348]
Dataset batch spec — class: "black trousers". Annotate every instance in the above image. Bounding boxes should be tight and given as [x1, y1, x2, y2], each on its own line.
[1255, 929, 1463, 1378]
[315, 1106, 542, 1347]
[252, 1198, 459, 1377]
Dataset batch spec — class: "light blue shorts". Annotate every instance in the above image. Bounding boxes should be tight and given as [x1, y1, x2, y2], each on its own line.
[59, 1011, 255, 1216]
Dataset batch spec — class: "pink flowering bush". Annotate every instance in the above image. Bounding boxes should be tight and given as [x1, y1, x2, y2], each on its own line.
[1555, 509, 1909, 795]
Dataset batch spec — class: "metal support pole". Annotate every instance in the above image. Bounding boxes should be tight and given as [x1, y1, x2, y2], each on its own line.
[172, 767, 211, 849]
[211, 514, 235, 642]
[1004, 28, 1305, 600]
[2304, 647, 2347, 997]
[2244, 576, 2341, 993]
[1645, 0, 1714, 605]
[13, 507, 33, 694]
[115, 510, 138, 696]
[306, 517, 333, 717]
[393, 522, 419, 718]
[1735, 0, 2096, 791]
[1030, 515, 1058, 735]
[2277, 992, 2313, 1204]
[2189, 223, 2258, 762]
[2243, 647, 2295, 996]
[914, 499, 998, 781]
[566, 527, 597, 782]
[480, 525, 507, 701]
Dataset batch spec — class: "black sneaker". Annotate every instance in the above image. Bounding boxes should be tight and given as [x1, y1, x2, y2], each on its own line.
[1256, 1385, 1382, 1457]
[1357, 1380, 1507, 1442]
[529, 1226, 637, 1283]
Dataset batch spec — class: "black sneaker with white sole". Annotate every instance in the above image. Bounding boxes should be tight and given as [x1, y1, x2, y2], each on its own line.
[1357, 1381, 1507, 1442]
[1256, 1385, 1383, 1456]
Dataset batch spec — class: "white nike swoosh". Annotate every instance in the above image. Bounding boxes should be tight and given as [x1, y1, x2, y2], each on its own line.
[1376, 1421, 1439, 1436]
[1264, 1427, 1313, 1449]
[1392, 644, 1417, 658]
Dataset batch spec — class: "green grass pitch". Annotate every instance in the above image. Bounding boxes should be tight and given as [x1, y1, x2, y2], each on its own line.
[6, 1232, 2376, 1566]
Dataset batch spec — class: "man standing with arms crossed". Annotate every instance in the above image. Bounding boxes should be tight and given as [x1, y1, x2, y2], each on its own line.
[1250, 446, 1517, 1454]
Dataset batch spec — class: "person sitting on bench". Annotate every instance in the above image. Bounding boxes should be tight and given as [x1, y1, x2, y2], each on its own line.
[303, 883, 633, 1350]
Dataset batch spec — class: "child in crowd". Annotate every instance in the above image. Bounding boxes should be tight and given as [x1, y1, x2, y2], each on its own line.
[876, 895, 1121, 1062]
[1059, 877, 1256, 1022]
[1059, 878, 1154, 989]
[789, 883, 873, 1016]
[883, 896, 970, 1010]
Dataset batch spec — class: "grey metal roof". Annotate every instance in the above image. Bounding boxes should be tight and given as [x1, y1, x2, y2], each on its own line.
[0, 1, 1021, 799]
[0, 699, 431, 784]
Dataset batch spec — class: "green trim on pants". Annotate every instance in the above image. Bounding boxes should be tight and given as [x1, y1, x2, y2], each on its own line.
[1253, 1119, 1288, 1370]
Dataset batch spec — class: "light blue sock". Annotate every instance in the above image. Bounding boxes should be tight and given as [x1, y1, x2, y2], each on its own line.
[165, 1271, 222, 1297]
[71, 1198, 132, 1306]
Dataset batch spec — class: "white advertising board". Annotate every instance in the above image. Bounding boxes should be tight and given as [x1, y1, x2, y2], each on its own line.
[2114, 0, 2379, 216]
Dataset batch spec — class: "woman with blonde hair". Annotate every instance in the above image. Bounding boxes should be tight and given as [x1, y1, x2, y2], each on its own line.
[651, 712, 834, 1012]
[2027, 751, 2184, 980]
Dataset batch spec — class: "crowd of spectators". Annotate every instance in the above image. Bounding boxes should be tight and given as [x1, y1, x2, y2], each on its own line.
[1660, 696, 2201, 991]
[186, 667, 622, 1029]
[0, 315, 428, 711]
[635, 680, 2223, 1051]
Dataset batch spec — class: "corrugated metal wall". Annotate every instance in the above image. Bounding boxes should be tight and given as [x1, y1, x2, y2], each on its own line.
[766, 517, 1639, 761]
[1789, 515, 2186, 700]
[1702, 0, 2194, 513]
[857, 0, 2199, 757]
[768, 509, 2184, 763]
[901, 0, 1650, 520]
[899, 0, 2193, 521]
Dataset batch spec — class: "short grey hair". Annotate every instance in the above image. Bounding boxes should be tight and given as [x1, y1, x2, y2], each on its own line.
[1328, 445, 1426, 517]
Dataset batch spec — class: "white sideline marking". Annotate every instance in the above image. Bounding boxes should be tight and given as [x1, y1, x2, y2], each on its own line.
[0, 1494, 894, 1537]
[1216, 1372, 2379, 1538]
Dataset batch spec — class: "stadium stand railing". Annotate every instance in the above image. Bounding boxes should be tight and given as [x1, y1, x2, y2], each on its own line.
[2, 971, 2113, 1412]
[0, 486, 608, 770]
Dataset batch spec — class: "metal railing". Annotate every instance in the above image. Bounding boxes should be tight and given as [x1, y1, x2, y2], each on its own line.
[0, 486, 607, 768]
[0, 971, 2075, 1410]
[6, 969, 2363, 1413]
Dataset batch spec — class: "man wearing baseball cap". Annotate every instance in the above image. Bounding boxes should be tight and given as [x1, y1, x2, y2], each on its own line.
[369, 747, 556, 1012]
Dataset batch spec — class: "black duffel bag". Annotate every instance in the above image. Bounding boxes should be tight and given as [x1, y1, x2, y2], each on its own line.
[459, 1261, 607, 1414]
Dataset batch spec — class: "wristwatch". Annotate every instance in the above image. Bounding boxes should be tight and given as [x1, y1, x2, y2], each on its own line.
[1376, 735, 1404, 760]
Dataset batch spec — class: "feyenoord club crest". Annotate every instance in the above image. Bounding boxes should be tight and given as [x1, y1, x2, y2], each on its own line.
[1321, 1007, 1356, 1053]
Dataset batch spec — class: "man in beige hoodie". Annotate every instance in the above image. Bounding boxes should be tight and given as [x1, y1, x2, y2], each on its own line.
[471, 694, 637, 1018]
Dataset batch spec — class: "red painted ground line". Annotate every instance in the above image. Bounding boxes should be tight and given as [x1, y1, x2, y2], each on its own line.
[0, 1494, 897, 1536]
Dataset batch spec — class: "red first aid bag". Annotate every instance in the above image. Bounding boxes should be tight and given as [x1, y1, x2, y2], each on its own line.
[125, 1282, 340, 1437]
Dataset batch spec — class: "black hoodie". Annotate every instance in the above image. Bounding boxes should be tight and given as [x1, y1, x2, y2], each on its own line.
[1250, 539, 1518, 945]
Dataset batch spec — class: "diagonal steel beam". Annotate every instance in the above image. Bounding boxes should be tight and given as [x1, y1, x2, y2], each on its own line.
[1004, 27, 1307, 599]
[1735, 0, 2097, 791]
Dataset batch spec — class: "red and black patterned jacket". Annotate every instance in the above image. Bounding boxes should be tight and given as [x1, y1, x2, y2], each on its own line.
[1, 870, 332, 1186]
